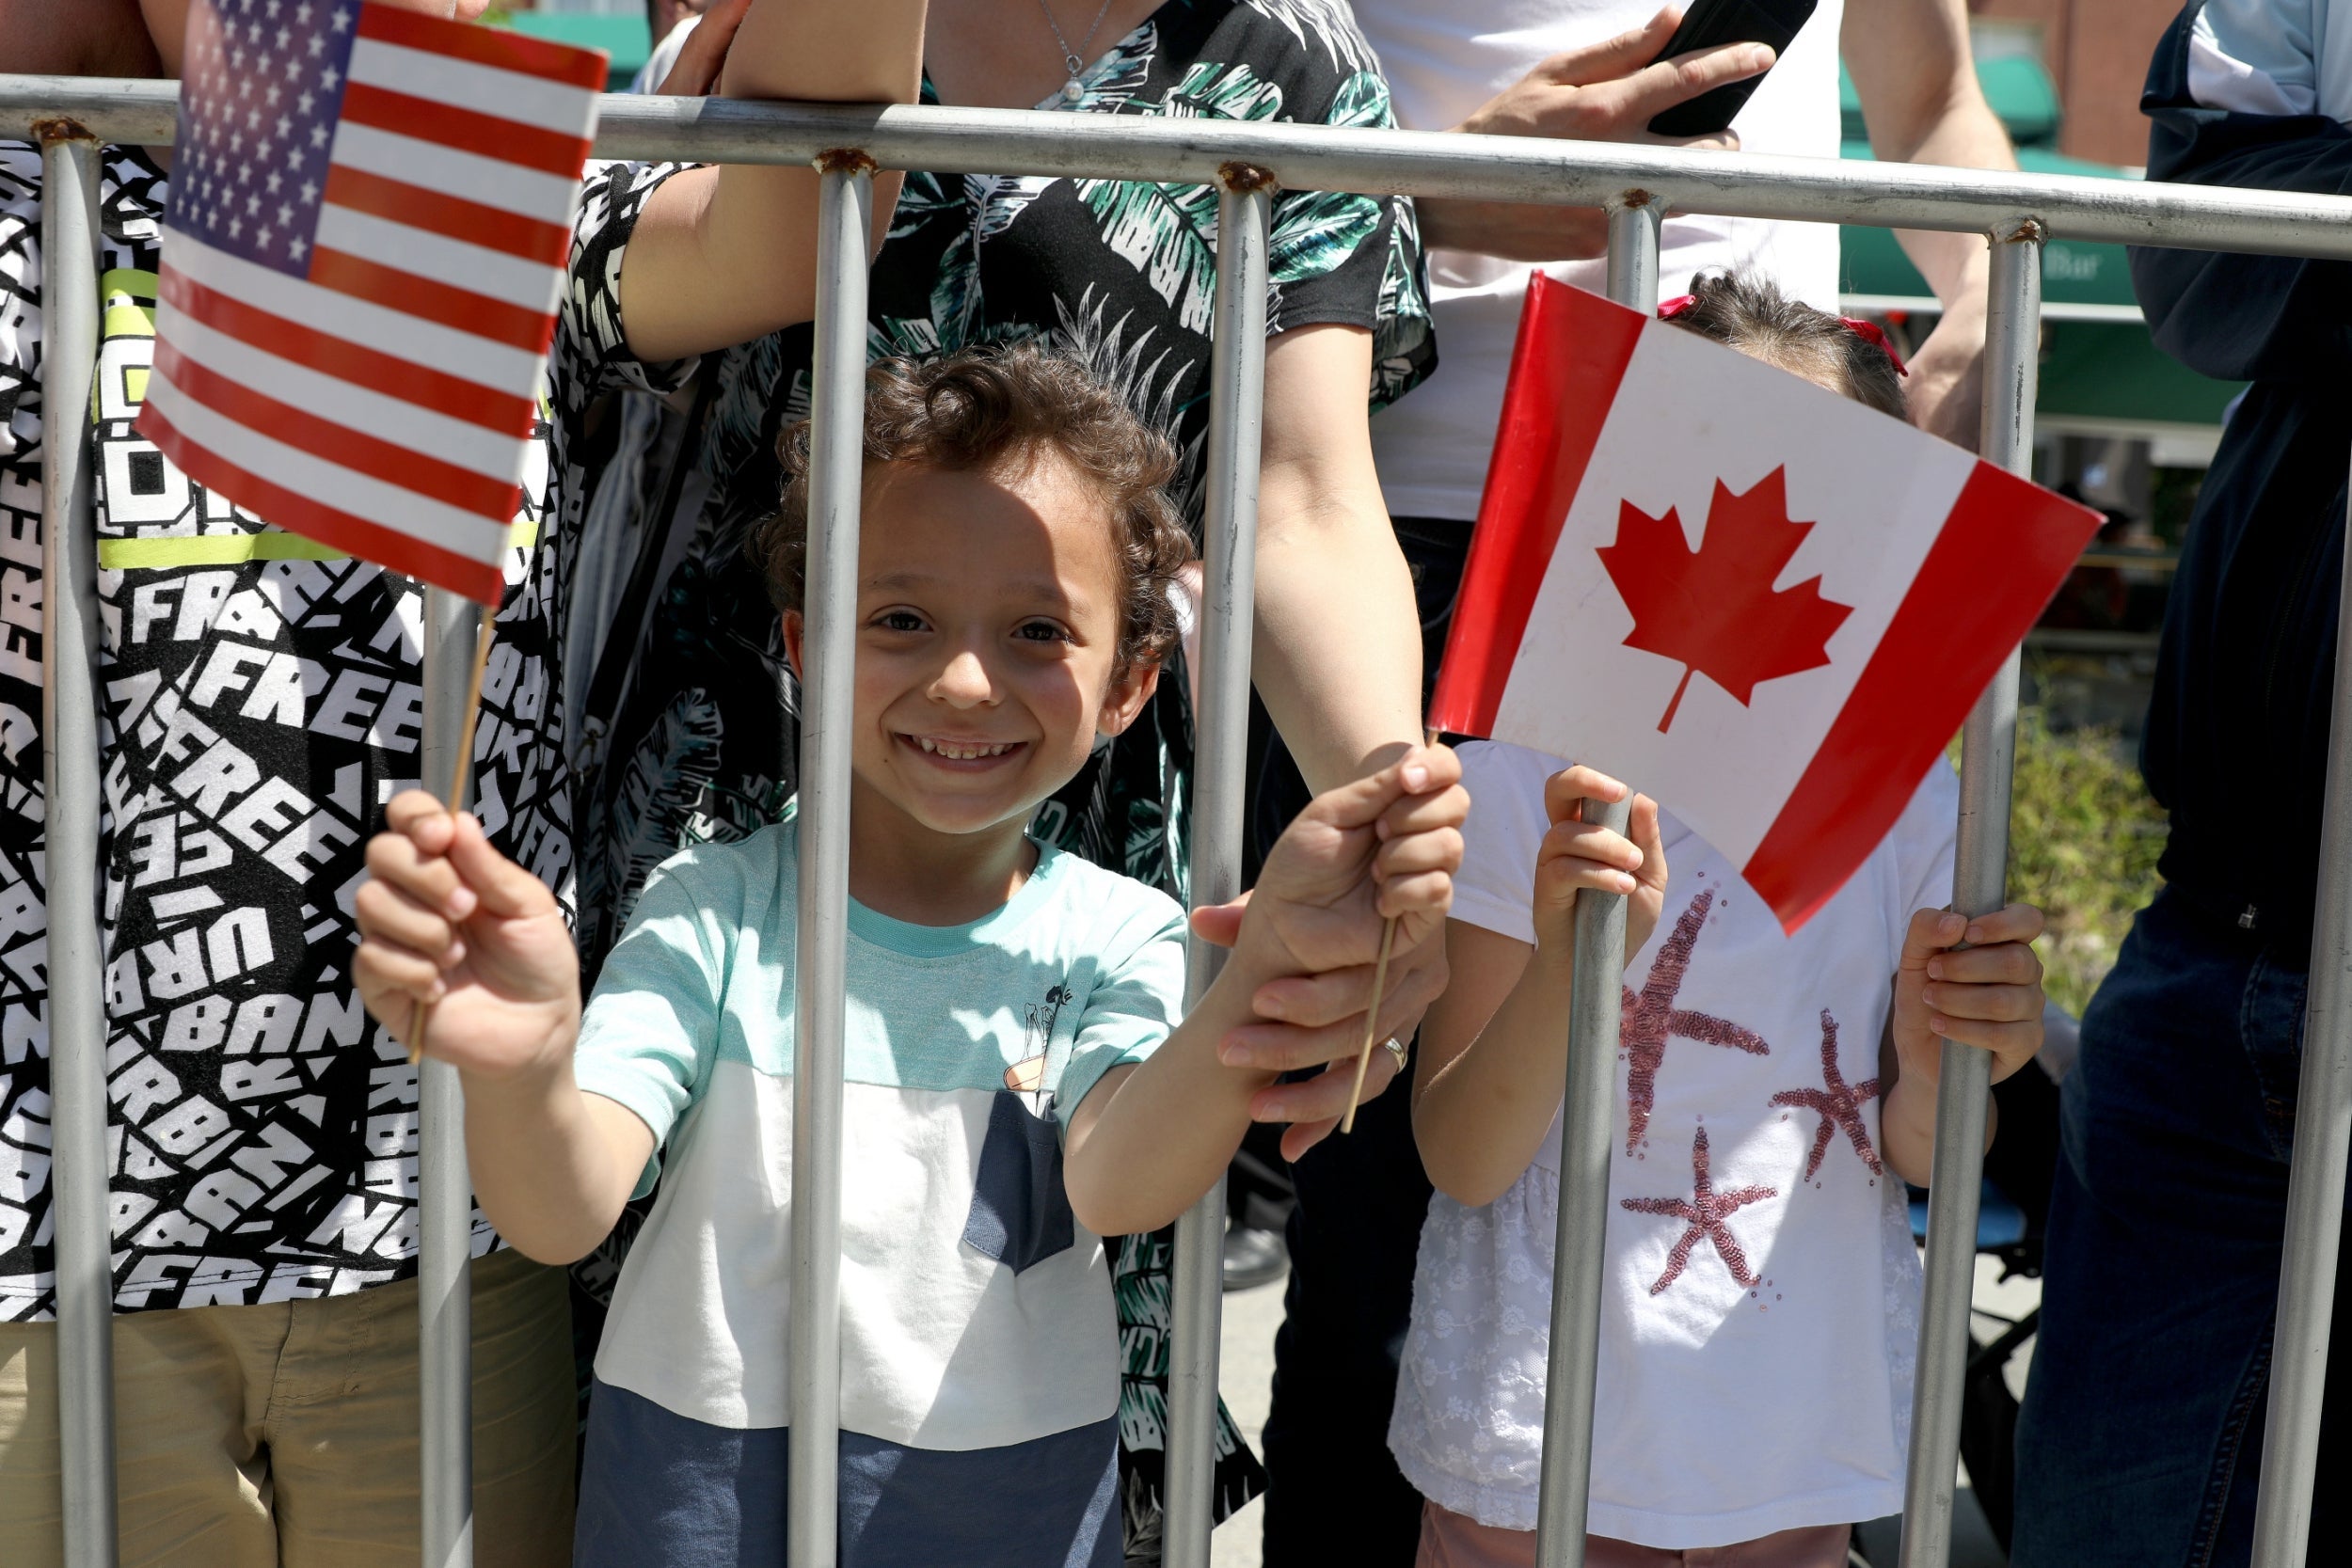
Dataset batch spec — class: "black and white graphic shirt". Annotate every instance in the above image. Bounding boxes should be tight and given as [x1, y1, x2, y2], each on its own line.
[0, 145, 681, 1319]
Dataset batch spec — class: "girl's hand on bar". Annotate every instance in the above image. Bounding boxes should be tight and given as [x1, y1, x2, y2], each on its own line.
[1877, 901, 2046, 1184]
[1888, 902, 2047, 1086]
[353, 791, 582, 1082]
[1533, 766, 1667, 971]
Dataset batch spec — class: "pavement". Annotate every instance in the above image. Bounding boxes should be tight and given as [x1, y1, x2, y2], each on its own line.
[1205, 1249, 2036, 1568]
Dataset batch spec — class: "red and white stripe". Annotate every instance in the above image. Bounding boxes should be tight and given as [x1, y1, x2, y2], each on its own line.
[142, 5, 601, 602]
[1432, 278, 2100, 930]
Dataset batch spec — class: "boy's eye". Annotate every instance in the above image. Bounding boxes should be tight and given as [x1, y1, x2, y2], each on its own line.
[874, 610, 928, 633]
[1016, 620, 1073, 644]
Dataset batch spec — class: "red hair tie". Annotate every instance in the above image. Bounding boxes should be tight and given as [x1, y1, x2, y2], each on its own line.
[1655, 293, 1910, 377]
[1838, 316, 1910, 376]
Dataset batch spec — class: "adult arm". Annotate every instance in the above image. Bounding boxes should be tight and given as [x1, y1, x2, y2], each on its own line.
[1842, 0, 2016, 445]
[1252, 323, 1424, 792]
[616, 0, 927, 363]
[2127, 0, 2352, 385]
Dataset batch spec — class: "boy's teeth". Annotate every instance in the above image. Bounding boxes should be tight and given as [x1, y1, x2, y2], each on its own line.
[916, 737, 1012, 759]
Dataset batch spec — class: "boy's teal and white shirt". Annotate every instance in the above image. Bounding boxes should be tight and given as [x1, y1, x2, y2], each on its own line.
[576, 814, 1186, 1450]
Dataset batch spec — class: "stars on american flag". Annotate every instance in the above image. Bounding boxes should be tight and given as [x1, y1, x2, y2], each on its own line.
[168, 0, 356, 275]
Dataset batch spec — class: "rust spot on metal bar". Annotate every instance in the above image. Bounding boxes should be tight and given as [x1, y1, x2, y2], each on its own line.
[1997, 217, 2047, 245]
[1218, 161, 1278, 195]
[31, 117, 95, 147]
[1617, 188, 1655, 210]
[815, 147, 880, 177]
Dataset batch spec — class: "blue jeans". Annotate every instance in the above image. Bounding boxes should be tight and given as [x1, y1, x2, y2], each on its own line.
[2013, 886, 2352, 1566]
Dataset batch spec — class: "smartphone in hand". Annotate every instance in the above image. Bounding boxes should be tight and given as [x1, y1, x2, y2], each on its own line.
[1645, 0, 1820, 137]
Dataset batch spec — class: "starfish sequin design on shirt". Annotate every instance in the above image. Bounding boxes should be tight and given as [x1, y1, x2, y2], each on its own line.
[1768, 1008, 1884, 1180]
[1619, 1124, 1777, 1293]
[1622, 887, 1772, 1153]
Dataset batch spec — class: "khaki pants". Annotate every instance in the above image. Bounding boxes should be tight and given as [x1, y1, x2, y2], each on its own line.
[0, 1248, 576, 1568]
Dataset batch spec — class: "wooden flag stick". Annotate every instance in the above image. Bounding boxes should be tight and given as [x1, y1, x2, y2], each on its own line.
[1339, 728, 1440, 1135]
[1338, 915, 1398, 1135]
[405, 610, 500, 1068]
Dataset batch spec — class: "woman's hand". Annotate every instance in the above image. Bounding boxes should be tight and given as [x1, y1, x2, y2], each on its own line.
[353, 792, 582, 1082]
[1417, 8, 1764, 261]
[1532, 766, 1667, 968]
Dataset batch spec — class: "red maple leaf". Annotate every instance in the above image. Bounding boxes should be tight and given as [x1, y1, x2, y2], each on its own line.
[1596, 467, 1854, 733]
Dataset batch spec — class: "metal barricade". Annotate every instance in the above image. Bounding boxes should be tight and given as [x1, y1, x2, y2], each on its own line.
[12, 74, 2352, 1568]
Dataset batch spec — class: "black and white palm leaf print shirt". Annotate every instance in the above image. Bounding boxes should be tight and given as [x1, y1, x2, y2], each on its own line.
[577, 0, 1437, 966]
[0, 145, 683, 1319]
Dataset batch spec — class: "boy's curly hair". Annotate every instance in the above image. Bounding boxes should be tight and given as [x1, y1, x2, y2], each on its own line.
[1661, 271, 1909, 420]
[755, 344, 1193, 673]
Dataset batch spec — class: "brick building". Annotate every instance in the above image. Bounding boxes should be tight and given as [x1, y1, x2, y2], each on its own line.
[1969, 0, 2185, 166]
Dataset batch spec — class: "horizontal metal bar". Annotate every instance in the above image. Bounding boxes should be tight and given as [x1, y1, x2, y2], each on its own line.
[1838, 291, 2148, 325]
[9, 75, 2352, 257]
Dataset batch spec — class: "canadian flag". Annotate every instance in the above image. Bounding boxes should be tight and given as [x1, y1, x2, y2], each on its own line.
[1431, 277, 2103, 931]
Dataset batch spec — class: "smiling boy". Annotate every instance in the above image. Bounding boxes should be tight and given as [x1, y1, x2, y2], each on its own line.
[352, 346, 1468, 1565]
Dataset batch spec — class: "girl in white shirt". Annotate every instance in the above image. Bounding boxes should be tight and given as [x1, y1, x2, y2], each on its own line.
[1388, 274, 2051, 1568]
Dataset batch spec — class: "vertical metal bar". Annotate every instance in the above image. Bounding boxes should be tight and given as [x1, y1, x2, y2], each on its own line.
[2248, 451, 2352, 1567]
[1162, 174, 1272, 1568]
[40, 125, 119, 1568]
[1897, 222, 2042, 1568]
[787, 160, 873, 1568]
[417, 587, 481, 1568]
[1531, 195, 1658, 1568]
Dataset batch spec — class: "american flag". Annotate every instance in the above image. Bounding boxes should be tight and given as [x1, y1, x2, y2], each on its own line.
[136, 0, 604, 603]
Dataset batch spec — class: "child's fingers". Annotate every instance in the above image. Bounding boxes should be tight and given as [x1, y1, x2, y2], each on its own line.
[385, 789, 460, 851]
[1534, 818, 1645, 900]
[1899, 907, 1970, 971]
[1626, 794, 1667, 887]
[365, 829, 475, 921]
[1542, 765, 1629, 827]
[1926, 1012, 2042, 1071]
[1375, 780, 1470, 843]
[1375, 825, 1463, 884]
[1923, 941, 2042, 987]
[1921, 977, 2043, 1024]
[1311, 743, 1464, 832]
[443, 813, 562, 921]
[1961, 902, 2046, 947]
[353, 878, 465, 964]
[1375, 869, 1454, 924]
[355, 937, 448, 1009]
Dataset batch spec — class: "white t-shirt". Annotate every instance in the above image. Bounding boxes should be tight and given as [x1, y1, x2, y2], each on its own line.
[1388, 740, 1947, 1547]
[1354, 0, 1848, 521]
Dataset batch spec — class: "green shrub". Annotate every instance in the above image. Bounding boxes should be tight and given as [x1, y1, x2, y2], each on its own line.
[1964, 708, 2169, 1017]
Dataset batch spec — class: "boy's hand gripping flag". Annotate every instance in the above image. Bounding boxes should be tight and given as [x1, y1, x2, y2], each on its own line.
[1430, 277, 2102, 932]
[136, 0, 605, 604]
